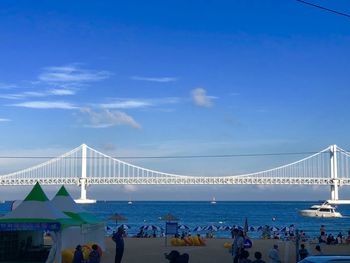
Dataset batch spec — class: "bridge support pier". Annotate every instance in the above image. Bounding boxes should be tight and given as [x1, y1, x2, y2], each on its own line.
[75, 144, 96, 204]
[330, 145, 339, 201]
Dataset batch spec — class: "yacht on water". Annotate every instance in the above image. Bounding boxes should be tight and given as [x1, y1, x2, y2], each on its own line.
[128, 201, 133, 205]
[299, 201, 342, 218]
[211, 197, 217, 204]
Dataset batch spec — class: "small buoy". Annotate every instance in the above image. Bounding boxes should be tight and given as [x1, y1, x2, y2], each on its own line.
[272, 217, 276, 221]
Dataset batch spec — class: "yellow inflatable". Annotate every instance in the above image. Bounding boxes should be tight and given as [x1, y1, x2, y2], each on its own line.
[190, 236, 201, 246]
[224, 242, 232, 249]
[61, 249, 74, 263]
[170, 238, 178, 246]
[81, 245, 92, 261]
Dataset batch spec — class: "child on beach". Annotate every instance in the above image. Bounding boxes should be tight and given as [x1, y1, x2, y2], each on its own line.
[88, 244, 100, 263]
[72, 245, 84, 263]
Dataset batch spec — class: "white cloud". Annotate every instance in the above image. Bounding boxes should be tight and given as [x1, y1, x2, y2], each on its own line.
[80, 108, 141, 129]
[48, 88, 76, 96]
[99, 97, 180, 109]
[100, 100, 153, 109]
[0, 89, 76, 100]
[191, 88, 216, 107]
[0, 83, 16, 90]
[10, 101, 78, 109]
[0, 118, 11, 122]
[39, 65, 111, 83]
[131, 76, 177, 83]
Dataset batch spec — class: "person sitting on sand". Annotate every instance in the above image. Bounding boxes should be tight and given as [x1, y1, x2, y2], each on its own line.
[314, 245, 323, 256]
[252, 251, 266, 263]
[347, 231, 350, 243]
[327, 233, 335, 245]
[239, 250, 252, 263]
[336, 232, 343, 244]
[165, 250, 189, 263]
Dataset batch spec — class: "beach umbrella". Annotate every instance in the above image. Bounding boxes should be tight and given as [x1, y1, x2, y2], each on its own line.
[204, 225, 218, 231]
[249, 226, 256, 231]
[160, 213, 178, 221]
[270, 226, 279, 232]
[193, 226, 203, 231]
[108, 213, 128, 226]
[118, 224, 131, 230]
[257, 226, 263, 231]
[280, 226, 289, 232]
[140, 225, 161, 231]
[218, 226, 231, 231]
[178, 224, 189, 230]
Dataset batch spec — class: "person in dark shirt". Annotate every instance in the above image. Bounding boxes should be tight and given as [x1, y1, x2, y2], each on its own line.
[72, 245, 84, 263]
[88, 244, 100, 263]
[112, 227, 125, 263]
[299, 244, 309, 260]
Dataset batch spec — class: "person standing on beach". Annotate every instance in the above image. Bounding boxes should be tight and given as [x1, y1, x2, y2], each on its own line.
[298, 244, 309, 260]
[268, 244, 281, 263]
[112, 226, 125, 263]
[72, 245, 84, 263]
[231, 229, 244, 263]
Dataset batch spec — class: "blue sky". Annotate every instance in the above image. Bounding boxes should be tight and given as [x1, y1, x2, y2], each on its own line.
[1, 0, 350, 200]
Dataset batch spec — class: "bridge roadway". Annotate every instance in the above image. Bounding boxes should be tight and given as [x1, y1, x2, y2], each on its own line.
[1, 176, 349, 186]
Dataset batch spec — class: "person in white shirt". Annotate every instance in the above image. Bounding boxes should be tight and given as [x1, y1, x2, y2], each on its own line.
[268, 244, 281, 263]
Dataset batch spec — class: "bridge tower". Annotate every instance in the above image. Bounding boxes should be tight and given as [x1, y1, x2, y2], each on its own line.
[330, 144, 339, 201]
[75, 144, 96, 204]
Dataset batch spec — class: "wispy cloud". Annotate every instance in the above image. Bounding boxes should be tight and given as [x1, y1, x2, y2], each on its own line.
[0, 83, 16, 90]
[0, 118, 11, 122]
[99, 97, 180, 109]
[39, 64, 111, 83]
[131, 76, 177, 83]
[191, 88, 216, 107]
[10, 101, 78, 109]
[80, 108, 141, 129]
[0, 89, 76, 100]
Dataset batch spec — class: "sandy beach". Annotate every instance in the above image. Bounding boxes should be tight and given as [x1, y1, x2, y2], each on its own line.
[100, 237, 350, 263]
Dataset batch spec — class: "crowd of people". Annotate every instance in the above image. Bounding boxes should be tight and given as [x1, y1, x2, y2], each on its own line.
[318, 225, 350, 245]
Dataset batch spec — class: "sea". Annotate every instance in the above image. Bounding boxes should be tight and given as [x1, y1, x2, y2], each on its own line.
[1, 201, 350, 238]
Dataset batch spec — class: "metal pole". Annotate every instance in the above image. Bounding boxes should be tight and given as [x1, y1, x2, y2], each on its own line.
[295, 229, 300, 263]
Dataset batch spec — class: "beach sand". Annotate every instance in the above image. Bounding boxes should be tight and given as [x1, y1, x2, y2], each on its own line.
[100, 237, 350, 263]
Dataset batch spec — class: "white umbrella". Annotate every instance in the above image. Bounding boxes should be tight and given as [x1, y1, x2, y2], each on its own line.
[204, 225, 218, 231]
[118, 224, 131, 230]
[193, 226, 203, 231]
[178, 224, 190, 230]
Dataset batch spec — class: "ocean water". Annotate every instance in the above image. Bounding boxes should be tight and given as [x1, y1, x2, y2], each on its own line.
[1, 201, 350, 238]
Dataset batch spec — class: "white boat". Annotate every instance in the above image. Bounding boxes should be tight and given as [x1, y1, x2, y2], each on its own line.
[211, 197, 217, 204]
[128, 201, 133, 205]
[299, 202, 342, 218]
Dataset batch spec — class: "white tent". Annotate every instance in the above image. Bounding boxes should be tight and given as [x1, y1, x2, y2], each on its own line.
[0, 182, 73, 263]
[51, 186, 105, 250]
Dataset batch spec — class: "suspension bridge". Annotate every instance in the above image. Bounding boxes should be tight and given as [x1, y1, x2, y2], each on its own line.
[0, 144, 349, 203]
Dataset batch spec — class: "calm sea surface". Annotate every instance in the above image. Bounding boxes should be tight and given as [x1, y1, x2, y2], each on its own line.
[1, 201, 350, 238]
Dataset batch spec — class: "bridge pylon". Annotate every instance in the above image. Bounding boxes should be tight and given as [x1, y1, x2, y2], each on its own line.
[75, 144, 96, 204]
[330, 144, 339, 201]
